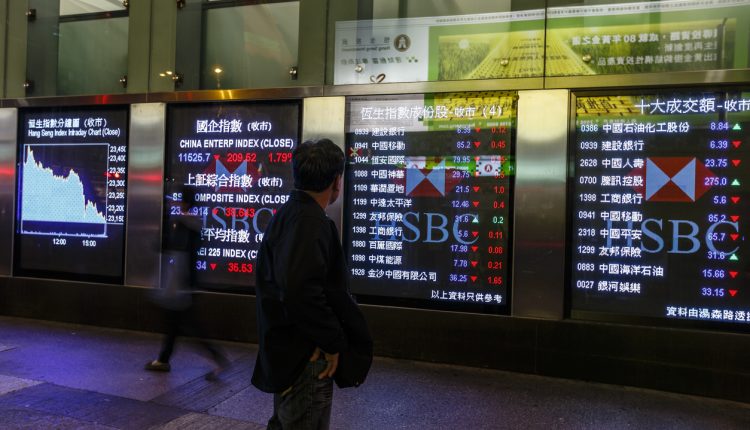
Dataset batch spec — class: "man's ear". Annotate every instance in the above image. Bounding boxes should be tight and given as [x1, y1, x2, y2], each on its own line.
[332, 174, 342, 192]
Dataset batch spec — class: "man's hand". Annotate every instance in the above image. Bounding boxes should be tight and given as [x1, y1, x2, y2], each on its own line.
[309, 347, 339, 379]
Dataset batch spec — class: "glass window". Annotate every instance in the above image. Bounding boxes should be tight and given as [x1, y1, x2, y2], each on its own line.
[328, 0, 546, 85]
[25, 1, 128, 96]
[545, 0, 750, 77]
[59, 0, 126, 16]
[57, 16, 128, 95]
[176, 0, 300, 91]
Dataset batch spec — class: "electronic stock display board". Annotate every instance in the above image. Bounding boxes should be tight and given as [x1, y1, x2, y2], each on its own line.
[571, 89, 750, 327]
[14, 106, 129, 283]
[344, 92, 515, 312]
[165, 102, 300, 291]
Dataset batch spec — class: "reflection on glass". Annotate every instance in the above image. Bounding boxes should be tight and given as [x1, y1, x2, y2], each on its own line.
[371, 0, 514, 18]
[57, 17, 128, 95]
[60, 0, 127, 16]
[433, 12, 545, 81]
[201, 2, 299, 89]
[545, 0, 750, 76]
[331, 0, 546, 84]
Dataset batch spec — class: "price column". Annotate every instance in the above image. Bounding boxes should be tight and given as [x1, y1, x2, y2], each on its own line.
[106, 142, 128, 224]
[700, 120, 746, 306]
[479, 125, 511, 301]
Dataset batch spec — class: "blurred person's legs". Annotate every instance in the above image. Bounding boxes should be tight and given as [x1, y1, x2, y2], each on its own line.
[183, 304, 229, 379]
[158, 308, 183, 363]
[145, 253, 188, 372]
[144, 308, 181, 371]
[145, 304, 228, 376]
[267, 359, 333, 430]
[145, 252, 228, 376]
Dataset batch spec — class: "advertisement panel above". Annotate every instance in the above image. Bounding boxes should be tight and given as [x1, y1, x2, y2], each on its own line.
[334, 0, 750, 84]
[334, 11, 545, 84]
[546, 0, 750, 76]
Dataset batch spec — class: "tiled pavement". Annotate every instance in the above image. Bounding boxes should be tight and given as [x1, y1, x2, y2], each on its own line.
[0, 316, 749, 429]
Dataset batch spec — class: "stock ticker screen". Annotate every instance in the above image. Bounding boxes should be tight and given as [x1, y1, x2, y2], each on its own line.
[14, 106, 129, 283]
[571, 89, 750, 326]
[165, 101, 300, 291]
[344, 92, 515, 312]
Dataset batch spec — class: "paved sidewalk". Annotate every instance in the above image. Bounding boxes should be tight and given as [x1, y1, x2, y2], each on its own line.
[0, 316, 749, 429]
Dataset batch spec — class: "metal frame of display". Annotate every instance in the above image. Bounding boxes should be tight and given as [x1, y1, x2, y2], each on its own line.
[1, 68, 748, 107]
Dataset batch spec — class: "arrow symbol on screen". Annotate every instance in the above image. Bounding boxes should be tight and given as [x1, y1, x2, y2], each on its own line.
[213, 208, 219, 215]
[732, 140, 742, 148]
[473, 186, 480, 192]
[471, 246, 478, 252]
[730, 271, 738, 279]
[732, 160, 741, 167]
[731, 234, 740, 241]
[214, 154, 220, 160]
[470, 276, 477, 282]
[474, 141, 481, 148]
[471, 231, 479, 238]
[209, 263, 216, 270]
[732, 196, 741, 204]
[272, 209, 277, 214]
[470, 261, 478, 267]
[472, 201, 480, 207]
[731, 215, 740, 222]
[729, 289, 738, 297]
[475, 127, 481, 133]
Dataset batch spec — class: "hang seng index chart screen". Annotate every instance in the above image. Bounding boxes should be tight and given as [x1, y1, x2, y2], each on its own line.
[571, 89, 750, 327]
[344, 92, 515, 313]
[14, 106, 129, 283]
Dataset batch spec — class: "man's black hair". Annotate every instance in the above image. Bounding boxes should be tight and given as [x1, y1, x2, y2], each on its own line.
[180, 186, 197, 206]
[292, 138, 345, 192]
[176, 184, 196, 206]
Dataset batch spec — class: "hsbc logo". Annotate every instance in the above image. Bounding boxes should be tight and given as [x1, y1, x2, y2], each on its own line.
[631, 157, 716, 202]
[609, 157, 736, 255]
[403, 156, 502, 197]
[405, 158, 448, 197]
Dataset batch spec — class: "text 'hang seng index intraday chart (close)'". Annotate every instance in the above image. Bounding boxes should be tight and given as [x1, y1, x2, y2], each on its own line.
[571, 89, 750, 327]
[344, 92, 515, 313]
[15, 106, 129, 283]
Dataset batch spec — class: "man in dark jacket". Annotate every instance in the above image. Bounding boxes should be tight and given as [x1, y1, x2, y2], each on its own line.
[252, 138, 371, 430]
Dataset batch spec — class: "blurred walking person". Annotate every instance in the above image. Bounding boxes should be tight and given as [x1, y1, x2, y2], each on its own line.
[145, 186, 228, 380]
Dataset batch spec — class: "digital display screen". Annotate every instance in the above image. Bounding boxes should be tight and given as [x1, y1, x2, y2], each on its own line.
[14, 106, 129, 283]
[571, 89, 750, 326]
[344, 92, 515, 312]
[165, 101, 300, 291]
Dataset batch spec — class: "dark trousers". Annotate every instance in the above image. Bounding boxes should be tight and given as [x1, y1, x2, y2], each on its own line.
[267, 359, 333, 430]
[158, 307, 226, 365]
